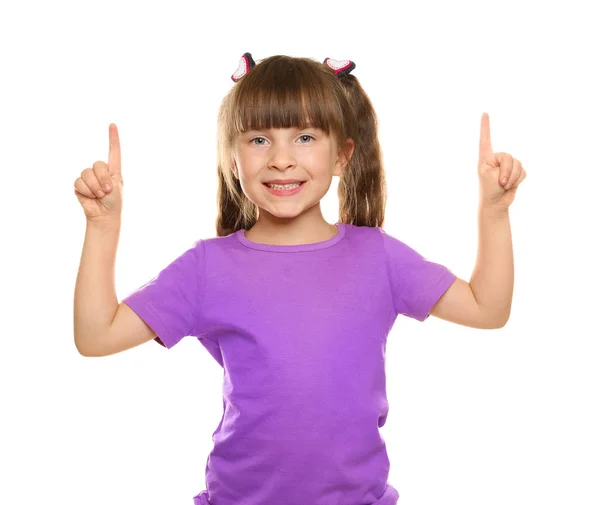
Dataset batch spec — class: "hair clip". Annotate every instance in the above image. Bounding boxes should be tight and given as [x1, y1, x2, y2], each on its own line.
[231, 54, 355, 82]
[323, 58, 356, 78]
[231, 52, 256, 82]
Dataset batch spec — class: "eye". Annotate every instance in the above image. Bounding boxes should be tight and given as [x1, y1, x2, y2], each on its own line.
[250, 137, 267, 146]
[249, 134, 315, 146]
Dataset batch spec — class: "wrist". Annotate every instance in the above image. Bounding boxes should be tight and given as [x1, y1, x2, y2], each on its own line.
[86, 217, 121, 232]
[479, 202, 509, 219]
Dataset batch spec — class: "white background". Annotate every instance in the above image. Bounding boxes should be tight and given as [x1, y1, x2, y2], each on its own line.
[1, 0, 599, 504]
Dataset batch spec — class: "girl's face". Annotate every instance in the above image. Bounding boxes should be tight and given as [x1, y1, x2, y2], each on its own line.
[232, 126, 354, 221]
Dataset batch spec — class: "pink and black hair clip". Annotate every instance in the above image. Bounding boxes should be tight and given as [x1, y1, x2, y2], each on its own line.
[323, 58, 356, 78]
[230, 53, 356, 82]
[231, 52, 256, 82]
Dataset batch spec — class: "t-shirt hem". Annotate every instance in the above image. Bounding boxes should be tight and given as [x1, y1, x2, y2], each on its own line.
[122, 297, 178, 349]
[192, 481, 400, 504]
[416, 269, 458, 321]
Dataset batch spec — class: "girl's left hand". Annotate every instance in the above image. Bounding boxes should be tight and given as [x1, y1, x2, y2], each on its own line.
[478, 113, 527, 209]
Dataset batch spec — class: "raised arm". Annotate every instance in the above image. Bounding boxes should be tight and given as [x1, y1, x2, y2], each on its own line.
[430, 113, 526, 328]
[73, 124, 159, 356]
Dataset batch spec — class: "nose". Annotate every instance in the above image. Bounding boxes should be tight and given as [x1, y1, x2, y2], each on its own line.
[268, 143, 296, 171]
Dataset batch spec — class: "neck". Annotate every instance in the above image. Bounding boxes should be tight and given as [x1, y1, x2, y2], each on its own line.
[245, 205, 338, 246]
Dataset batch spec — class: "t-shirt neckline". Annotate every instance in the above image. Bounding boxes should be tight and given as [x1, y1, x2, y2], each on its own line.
[236, 222, 346, 252]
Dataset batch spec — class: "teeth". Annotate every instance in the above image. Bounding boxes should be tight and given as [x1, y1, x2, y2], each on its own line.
[267, 182, 302, 190]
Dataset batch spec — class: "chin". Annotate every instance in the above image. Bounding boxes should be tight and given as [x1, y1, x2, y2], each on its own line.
[262, 205, 306, 220]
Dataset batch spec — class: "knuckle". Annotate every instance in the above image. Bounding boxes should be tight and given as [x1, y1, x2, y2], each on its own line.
[82, 171, 96, 184]
[75, 179, 92, 195]
[82, 174, 101, 192]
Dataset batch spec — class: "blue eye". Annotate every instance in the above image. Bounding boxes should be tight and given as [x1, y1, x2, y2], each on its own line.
[249, 134, 315, 145]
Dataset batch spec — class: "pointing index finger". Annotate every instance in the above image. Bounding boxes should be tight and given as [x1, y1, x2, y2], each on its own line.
[479, 113, 493, 164]
[108, 123, 121, 175]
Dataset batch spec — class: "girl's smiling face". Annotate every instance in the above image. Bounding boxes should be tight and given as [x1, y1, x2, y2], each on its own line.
[232, 126, 354, 220]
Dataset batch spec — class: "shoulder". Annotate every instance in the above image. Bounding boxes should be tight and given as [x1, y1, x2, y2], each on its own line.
[345, 223, 403, 242]
[341, 224, 408, 257]
[343, 223, 386, 242]
[199, 230, 239, 251]
[335, 224, 388, 257]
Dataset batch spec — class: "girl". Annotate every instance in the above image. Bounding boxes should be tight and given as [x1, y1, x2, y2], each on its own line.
[73, 53, 526, 505]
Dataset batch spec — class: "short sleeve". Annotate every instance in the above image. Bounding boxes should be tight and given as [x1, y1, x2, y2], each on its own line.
[122, 239, 205, 349]
[381, 229, 457, 322]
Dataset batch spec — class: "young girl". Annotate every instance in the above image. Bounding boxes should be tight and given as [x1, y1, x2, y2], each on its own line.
[73, 53, 526, 505]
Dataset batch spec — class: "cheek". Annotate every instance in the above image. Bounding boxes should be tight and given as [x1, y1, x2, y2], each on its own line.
[236, 155, 261, 179]
[301, 149, 334, 172]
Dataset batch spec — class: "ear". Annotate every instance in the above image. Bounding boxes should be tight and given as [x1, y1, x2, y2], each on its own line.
[333, 139, 355, 176]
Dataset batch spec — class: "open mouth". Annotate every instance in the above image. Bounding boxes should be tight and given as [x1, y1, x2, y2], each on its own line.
[263, 181, 305, 188]
[262, 181, 307, 195]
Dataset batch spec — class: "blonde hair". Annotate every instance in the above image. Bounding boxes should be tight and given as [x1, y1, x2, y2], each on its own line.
[216, 55, 387, 236]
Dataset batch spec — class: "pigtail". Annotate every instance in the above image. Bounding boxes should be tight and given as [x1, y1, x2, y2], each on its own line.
[336, 73, 387, 228]
[215, 161, 256, 237]
[215, 90, 257, 237]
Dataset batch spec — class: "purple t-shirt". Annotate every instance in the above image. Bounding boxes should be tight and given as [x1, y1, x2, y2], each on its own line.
[123, 222, 457, 505]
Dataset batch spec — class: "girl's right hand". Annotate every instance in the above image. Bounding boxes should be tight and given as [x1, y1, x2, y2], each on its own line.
[74, 123, 124, 224]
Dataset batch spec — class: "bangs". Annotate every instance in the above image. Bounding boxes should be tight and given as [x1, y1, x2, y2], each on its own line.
[227, 56, 345, 138]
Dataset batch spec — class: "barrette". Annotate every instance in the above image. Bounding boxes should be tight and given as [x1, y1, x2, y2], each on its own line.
[231, 52, 256, 82]
[231, 53, 356, 82]
[323, 58, 356, 78]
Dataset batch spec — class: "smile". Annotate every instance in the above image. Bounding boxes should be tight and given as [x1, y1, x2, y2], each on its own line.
[263, 181, 306, 196]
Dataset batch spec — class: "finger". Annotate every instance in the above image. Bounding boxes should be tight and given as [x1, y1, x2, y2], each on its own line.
[507, 166, 526, 190]
[504, 159, 522, 189]
[479, 112, 493, 165]
[74, 177, 96, 199]
[92, 160, 113, 194]
[497, 153, 514, 188]
[108, 123, 121, 176]
[83, 166, 108, 198]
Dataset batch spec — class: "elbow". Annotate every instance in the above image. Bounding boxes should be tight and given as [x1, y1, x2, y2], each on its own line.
[486, 311, 510, 329]
[74, 335, 102, 357]
[74, 335, 86, 356]
[75, 338, 93, 357]
[478, 306, 510, 329]
[75, 343, 90, 357]
[492, 319, 508, 329]
[498, 309, 511, 328]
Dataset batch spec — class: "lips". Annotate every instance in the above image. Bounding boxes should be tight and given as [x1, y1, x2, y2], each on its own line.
[263, 181, 306, 196]
[263, 180, 306, 184]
